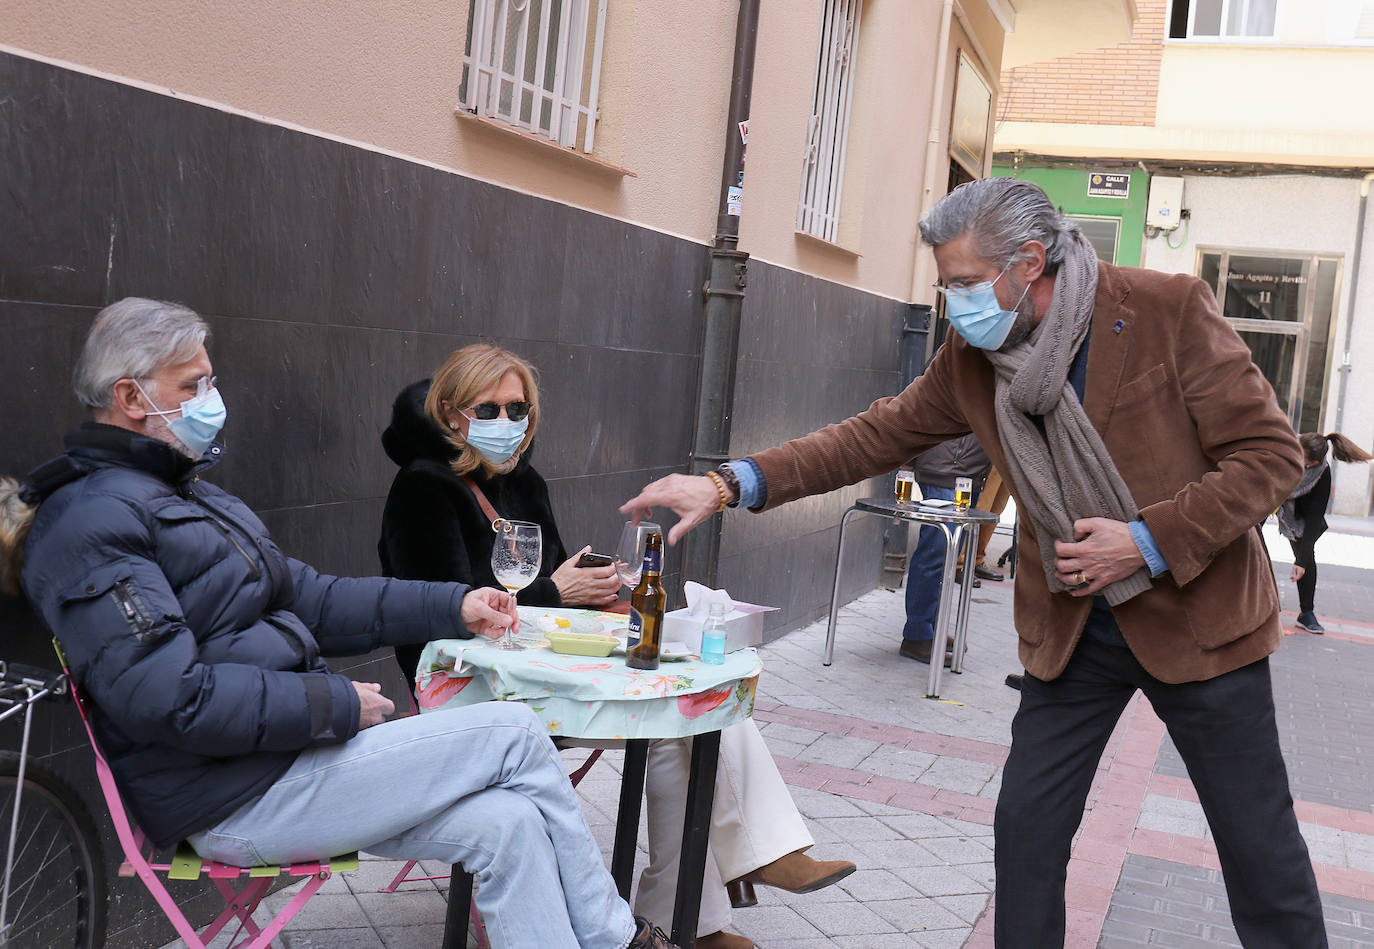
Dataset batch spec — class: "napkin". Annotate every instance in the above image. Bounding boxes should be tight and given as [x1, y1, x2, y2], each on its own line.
[682, 581, 736, 618]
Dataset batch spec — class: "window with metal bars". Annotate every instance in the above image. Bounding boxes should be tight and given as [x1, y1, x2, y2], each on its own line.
[461, 0, 608, 152]
[797, 0, 862, 242]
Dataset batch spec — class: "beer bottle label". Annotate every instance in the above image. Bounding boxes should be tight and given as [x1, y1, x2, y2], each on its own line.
[641, 548, 661, 574]
[628, 609, 643, 648]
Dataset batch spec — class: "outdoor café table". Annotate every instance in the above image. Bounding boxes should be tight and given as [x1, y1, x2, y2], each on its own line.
[825, 498, 1000, 699]
[414, 606, 763, 949]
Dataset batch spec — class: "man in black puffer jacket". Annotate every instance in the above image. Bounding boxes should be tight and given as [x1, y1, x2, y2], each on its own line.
[13, 298, 679, 949]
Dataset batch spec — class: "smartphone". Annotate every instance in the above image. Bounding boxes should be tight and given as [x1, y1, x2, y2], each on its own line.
[576, 552, 614, 568]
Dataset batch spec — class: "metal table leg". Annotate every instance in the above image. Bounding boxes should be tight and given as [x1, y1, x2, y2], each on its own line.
[671, 730, 722, 948]
[925, 523, 959, 699]
[823, 506, 864, 666]
[949, 526, 978, 675]
[612, 739, 649, 898]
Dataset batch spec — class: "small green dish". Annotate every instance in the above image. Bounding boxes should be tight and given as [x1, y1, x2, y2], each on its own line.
[547, 631, 619, 657]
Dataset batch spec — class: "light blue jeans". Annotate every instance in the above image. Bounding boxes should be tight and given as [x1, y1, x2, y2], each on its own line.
[188, 702, 638, 949]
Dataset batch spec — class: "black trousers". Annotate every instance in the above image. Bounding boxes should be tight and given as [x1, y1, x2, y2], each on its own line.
[994, 636, 1327, 948]
[1289, 532, 1324, 613]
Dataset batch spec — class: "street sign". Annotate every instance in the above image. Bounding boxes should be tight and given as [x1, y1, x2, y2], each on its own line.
[1088, 172, 1130, 199]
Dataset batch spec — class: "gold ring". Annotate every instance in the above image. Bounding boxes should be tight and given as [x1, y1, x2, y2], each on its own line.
[1074, 570, 1085, 585]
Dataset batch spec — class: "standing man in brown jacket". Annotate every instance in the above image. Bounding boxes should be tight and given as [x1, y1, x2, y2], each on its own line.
[622, 179, 1326, 948]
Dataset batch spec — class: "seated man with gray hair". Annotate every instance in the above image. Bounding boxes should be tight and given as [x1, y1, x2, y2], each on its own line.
[622, 178, 1327, 947]
[4, 297, 679, 949]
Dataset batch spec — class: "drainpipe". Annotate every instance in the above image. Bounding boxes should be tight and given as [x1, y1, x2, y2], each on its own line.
[1334, 172, 1374, 435]
[1331, 171, 1374, 512]
[682, 0, 760, 590]
[909, 0, 956, 363]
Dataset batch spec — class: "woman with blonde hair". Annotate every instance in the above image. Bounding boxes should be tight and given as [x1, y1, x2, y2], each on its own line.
[1278, 431, 1373, 633]
[379, 344, 854, 949]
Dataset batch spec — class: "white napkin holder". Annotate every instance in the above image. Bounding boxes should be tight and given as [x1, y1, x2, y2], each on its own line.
[662, 582, 776, 653]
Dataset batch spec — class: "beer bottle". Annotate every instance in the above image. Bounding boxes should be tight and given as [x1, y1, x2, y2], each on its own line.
[626, 529, 666, 670]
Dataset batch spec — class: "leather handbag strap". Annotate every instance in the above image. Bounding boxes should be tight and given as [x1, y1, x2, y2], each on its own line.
[462, 476, 502, 529]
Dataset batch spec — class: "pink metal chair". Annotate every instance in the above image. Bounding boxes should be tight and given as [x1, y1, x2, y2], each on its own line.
[57, 648, 359, 949]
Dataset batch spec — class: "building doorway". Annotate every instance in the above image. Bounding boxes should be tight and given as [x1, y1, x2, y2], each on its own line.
[1198, 250, 1341, 433]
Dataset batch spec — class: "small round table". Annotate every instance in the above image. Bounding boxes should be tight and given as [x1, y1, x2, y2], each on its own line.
[825, 498, 1001, 698]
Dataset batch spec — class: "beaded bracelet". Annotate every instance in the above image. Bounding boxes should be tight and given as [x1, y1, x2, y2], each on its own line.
[703, 470, 731, 512]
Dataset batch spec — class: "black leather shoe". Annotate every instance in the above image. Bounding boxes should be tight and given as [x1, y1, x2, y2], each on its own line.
[1005, 673, 1024, 691]
[974, 564, 1005, 581]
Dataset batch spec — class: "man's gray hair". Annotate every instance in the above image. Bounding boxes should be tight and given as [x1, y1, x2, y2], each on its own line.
[73, 298, 209, 408]
[919, 178, 1082, 271]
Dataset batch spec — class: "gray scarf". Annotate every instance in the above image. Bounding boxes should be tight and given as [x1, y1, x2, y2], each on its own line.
[982, 234, 1153, 606]
[1276, 461, 1326, 541]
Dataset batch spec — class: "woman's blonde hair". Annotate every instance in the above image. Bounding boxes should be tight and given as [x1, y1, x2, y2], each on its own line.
[425, 344, 540, 477]
[1299, 432, 1374, 465]
[0, 478, 38, 597]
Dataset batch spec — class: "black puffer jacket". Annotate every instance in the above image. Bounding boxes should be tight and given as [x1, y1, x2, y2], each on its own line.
[379, 380, 569, 681]
[22, 424, 471, 847]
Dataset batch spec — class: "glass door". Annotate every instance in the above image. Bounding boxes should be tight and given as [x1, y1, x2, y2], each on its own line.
[1198, 250, 1341, 432]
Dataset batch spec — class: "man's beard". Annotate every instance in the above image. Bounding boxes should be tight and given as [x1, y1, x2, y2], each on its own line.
[145, 412, 197, 459]
[998, 277, 1038, 351]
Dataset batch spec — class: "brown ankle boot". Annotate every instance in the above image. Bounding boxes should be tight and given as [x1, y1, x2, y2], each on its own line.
[730, 848, 856, 894]
[696, 931, 754, 949]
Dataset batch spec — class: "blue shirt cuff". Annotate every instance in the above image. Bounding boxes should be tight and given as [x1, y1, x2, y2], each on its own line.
[730, 458, 766, 510]
[1129, 519, 1168, 577]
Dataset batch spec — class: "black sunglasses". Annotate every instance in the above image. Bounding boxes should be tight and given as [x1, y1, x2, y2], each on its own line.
[467, 401, 531, 422]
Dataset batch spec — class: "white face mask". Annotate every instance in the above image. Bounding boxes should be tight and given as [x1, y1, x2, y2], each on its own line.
[134, 377, 227, 457]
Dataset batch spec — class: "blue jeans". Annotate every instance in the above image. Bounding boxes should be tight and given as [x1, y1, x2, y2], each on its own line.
[189, 702, 637, 949]
[903, 483, 979, 642]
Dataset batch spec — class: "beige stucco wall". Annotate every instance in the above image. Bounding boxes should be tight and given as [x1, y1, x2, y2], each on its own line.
[4, 0, 1012, 304]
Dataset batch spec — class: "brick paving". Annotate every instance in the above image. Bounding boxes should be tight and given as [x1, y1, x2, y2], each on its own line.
[158, 523, 1374, 948]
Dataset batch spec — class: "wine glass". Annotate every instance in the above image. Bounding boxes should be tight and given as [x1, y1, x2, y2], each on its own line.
[490, 519, 542, 650]
[614, 520, 661, 589]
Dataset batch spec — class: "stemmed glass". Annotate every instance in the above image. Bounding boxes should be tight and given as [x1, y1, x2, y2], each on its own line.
[490, 519, 542, 650]
[614, 520, 662, 589]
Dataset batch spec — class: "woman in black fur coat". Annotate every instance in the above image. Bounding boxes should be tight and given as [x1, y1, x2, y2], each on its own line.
[379, 345, 620, 684]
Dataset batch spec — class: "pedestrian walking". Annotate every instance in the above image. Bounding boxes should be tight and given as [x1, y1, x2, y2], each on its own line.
[1279, 431, 1373, 633]
[620, 178, 1329, 948]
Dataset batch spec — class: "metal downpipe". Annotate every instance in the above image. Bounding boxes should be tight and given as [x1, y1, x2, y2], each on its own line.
[682, 0, 761, 590]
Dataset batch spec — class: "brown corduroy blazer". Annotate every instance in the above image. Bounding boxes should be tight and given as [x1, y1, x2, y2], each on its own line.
[750, 262, 1303, 684]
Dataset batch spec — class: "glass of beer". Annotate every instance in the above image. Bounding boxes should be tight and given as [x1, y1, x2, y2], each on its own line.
[954, 477, 973, 512]
[895, 468, 915, 506]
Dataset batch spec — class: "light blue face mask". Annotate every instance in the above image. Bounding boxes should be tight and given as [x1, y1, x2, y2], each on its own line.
[135, 377, 227, 457]
[465, 416, 529, 464]
[940, 267, 1031, 351]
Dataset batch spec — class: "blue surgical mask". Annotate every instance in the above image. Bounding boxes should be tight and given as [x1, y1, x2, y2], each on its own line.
[135, 378, 227, 457]
[940, 268, 1030, 351]
[464, 416, 529, 464]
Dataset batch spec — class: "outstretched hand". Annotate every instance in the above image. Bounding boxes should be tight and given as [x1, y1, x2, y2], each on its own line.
[461, 587, 520, 640]
[619, 474, 723, 546]
[1053, 517, 1146, 597]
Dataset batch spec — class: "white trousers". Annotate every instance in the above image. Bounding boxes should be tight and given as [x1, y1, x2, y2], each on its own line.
[633, 719, 812, 936]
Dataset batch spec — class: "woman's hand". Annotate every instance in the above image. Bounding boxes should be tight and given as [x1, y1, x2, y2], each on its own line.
[552, 546, 621, 607]
[1290, 564, 1305, 582]
[461, 587, 520, 640]
[620, 474, 724, 546]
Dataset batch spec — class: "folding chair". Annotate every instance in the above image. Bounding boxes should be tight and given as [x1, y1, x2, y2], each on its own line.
[56, 645, 359, 949]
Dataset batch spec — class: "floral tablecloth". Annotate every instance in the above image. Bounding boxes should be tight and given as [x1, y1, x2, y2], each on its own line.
[414, 606, 762, 739]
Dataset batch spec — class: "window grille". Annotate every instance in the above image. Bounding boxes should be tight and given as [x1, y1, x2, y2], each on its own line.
[461, 0, 608, 152]
[797, 0, 862, 242]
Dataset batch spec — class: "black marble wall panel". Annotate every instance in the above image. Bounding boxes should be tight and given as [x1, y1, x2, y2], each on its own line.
[1, 48, 910, 943]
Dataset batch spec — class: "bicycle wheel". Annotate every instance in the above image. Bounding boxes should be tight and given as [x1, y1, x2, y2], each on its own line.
[0, 751, 106, 949]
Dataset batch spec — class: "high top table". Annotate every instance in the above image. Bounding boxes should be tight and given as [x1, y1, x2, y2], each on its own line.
[825, 498, 1000, 698]
[415, 607, 763, 948]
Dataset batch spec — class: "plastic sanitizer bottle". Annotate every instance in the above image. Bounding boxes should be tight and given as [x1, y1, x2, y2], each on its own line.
[701, 603, 728, 665]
